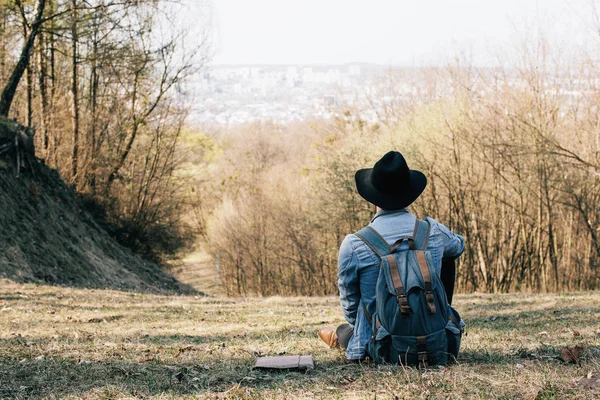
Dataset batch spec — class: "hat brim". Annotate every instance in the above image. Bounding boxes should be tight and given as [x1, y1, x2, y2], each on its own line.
[355, 168, 427, 210]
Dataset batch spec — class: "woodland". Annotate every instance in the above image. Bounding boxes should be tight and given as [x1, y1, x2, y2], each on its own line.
[1, 0, 208, 261]
[2, 1, 600, 296]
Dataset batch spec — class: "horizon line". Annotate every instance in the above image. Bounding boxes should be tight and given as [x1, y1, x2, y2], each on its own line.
[209, 62, 511, 69]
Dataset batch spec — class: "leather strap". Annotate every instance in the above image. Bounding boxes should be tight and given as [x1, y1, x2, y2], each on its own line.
[449, 314, 464, 333]
[416, 250, 436, 315]
[390, 218, 429, 252]
[390, 235, 413, 253]
[362, 301, 381, 329]
[386, 254, 411, 315]
[416, 336, 428, 368]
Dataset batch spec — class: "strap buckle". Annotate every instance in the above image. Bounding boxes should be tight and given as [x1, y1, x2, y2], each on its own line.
[416, 336, 428, 368]
[396, 294, 411, 314]
[424, 290, 437, 315]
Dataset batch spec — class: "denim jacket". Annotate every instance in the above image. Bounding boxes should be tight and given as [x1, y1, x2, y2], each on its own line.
[337, 209, 465, 360]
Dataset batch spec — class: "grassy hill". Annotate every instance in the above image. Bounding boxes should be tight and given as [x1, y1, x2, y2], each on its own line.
[0, 282, 599, 399]
[0, 119, 190, 293]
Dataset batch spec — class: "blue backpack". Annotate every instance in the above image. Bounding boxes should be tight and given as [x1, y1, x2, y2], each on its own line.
[354, 219, 463, 367]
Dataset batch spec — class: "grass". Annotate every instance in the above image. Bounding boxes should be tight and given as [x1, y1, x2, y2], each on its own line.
[0, 280, 599, 399]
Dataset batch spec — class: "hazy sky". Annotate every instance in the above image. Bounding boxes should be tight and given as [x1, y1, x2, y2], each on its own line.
[208, 0, 599, 66]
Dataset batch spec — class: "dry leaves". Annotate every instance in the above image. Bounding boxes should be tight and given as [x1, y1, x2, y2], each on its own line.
[88, 315, 121, 323]
[561, 345, 583, 365]
[575, 377, 599, 389]
[175, 345, 199, 357]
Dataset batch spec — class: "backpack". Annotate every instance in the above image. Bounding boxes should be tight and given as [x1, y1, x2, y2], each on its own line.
[354, 219, 463, 367]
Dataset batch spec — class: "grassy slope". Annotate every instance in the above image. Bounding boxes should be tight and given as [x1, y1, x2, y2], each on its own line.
[0, 281, 599, 399]
[0, 120, 189, 292]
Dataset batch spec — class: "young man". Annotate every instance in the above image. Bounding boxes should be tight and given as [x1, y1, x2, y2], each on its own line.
[319, 151, 464, 361]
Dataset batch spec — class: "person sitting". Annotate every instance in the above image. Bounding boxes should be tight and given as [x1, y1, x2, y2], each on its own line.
[319, 151, 464, 363]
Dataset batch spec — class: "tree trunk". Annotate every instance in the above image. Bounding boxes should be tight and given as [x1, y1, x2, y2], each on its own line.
[0, 9, 6, 78]
[26, 62, 33, 128]
[17, 0, 34, 127]
[38, 28, 49, 153]
[0, 0, 46, 117]
[70, 0, 79, 182]
[48, 0, 56, 162]
[105, 70, 141, 194]
[86, 14, 99, 192]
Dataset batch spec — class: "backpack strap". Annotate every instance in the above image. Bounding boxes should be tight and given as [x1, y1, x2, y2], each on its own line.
[355, 226, 394, 321]
[354, 225, 413, 315]
[412, 219, 436, 314]
[416, 336, 429, 368]
[416, 251, 436, 314]
[386, 254, 412, 315]
[410, 219, 431, 250]
[448, 314, 464, 333]
[361, 301, 382, 328]
[354, 226, 392, 258]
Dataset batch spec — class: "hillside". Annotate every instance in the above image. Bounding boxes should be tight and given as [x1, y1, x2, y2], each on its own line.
[0, 119, 191, 292]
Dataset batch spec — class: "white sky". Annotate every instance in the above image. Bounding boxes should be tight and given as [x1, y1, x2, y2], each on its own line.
[205, 0, 600, 66]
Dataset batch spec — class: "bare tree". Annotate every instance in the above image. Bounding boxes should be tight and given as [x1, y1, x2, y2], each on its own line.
[0, 0, 46, 117]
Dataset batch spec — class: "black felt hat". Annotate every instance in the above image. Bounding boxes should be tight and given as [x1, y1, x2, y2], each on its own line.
[355, 151, 427, 210]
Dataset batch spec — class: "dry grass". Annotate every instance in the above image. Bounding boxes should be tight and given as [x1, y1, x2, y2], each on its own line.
[0, 280, 599, 399]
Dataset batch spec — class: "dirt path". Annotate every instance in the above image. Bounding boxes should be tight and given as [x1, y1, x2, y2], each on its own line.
[171, 251, 224, 296]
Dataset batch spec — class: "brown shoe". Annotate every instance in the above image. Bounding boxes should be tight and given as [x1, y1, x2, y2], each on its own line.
[318, 326, 339, 348]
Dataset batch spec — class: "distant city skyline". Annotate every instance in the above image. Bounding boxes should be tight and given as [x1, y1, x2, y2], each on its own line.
[210, 0, 599, 67]
[189, 63, 540, 127]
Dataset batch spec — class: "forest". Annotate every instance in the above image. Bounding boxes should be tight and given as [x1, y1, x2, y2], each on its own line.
[202, 62, 600, 296]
